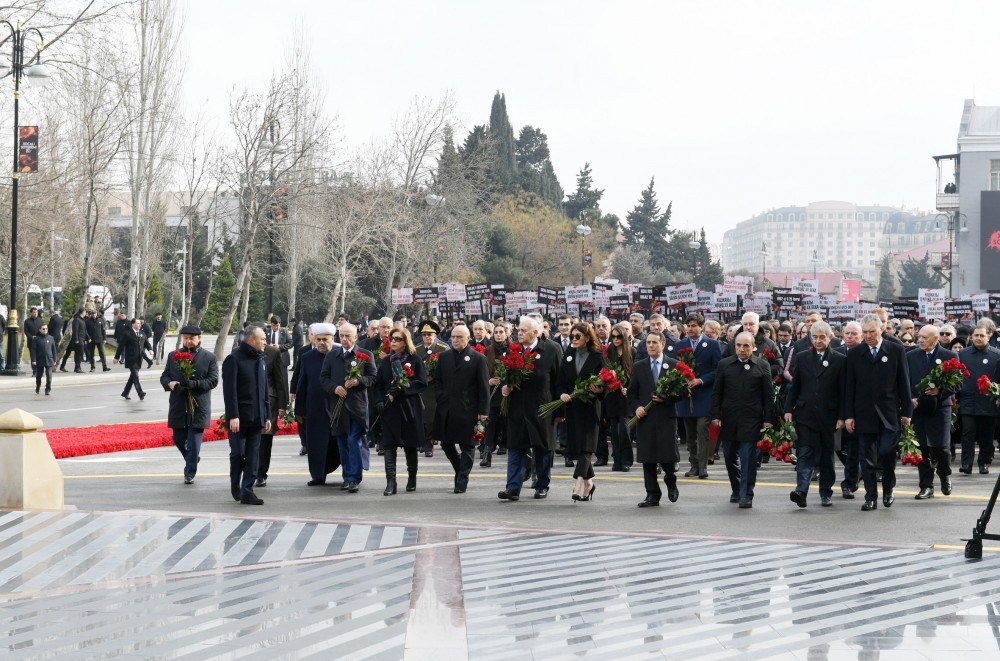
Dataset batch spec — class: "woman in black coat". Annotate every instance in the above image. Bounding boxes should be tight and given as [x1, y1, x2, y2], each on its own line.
[557, 322, 605, 502]
[482, 323, 510, 466]
[604, 322, 635, 471]
[375, 327, 427, 495]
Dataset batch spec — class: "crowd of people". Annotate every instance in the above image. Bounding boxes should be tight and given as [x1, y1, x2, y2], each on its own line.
[153, 306, 1000, 510]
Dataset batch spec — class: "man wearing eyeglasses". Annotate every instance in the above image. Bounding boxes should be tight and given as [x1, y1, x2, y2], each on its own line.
[415, 319, 449, 458]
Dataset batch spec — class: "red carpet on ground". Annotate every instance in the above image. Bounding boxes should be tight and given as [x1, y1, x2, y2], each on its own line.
[45, 420, 300, 459]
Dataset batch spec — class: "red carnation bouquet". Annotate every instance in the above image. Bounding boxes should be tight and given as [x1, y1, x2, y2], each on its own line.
[471, 344, 486, 355]
[762, 348, 777, 361]
[758, 420, 797, 462]
[978, 375, 1000, 403]
[495, 343, 537, 416]
[627, 362, 695, 428]
[424, 352, 439, 381]
[917, 357, 970, 393]
[373, 335, 391, 363]
[172, 350, 197, 418]
[675, 347, 698, 408]
[333, 351, 371, 425]
[538, 367, 621, 418]
[388, 360, 415, 400]
[899, 424, 923, 466]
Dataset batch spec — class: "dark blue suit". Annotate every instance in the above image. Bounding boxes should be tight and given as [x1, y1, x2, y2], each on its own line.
[906, 344, 957, 490]
[674, 335, 722, 476]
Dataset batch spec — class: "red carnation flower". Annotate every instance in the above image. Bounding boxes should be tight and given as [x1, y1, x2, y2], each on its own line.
[403, 363, 414, 378]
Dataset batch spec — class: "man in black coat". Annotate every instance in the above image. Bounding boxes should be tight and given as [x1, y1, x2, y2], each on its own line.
[499, 316, 560, 501]
[959, 326, 1000, 474]
[782, 311, 842, 382]
[721, 312, 784, 380]
[434, 324, 490, 494]
[266, 315, 293, 369]
[139, 317, 154, 368]
[628, 331, 681, 508]
[297, 323, 341, 486]
[321, 323, 377, 492]
[834, 321, 864, 498]
[47, 310, 63, 345]
[112, 313, 129, 361]
[160, 325, 219, 484]
[22, 307, 42, 367]
[291, 317, 305, 371]
[907, 325, 958, 500]
[115, 318, 153, 401]
[152, 313, 167, 364]
[30, 323, 57, 395]
[711, 331, 774, 508]
[844, 314, 913, 511]
[222, 325, 271, 505]
[85, 310, 111, 372]
[784, 321, 845, 508]
[60, 309, 89, 373]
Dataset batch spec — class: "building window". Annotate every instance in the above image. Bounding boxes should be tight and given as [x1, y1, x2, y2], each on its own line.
[869, 213, 876, 221]
[108, 206, 122, 216]
[776, 213, 782, 221]
[767, 214, 773, 221]
[991, 160, 1000, 190]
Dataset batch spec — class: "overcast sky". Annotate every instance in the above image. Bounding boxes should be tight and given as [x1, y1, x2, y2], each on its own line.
[181, 1, 999, 243]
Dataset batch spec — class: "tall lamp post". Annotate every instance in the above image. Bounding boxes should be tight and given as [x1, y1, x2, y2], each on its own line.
[760, 241, 769, 291]
[935, 211, 968, 297]
[688, 238, 700, 285]
[49, 227, 65, 311]
[810, 249, 819, 281]
[576, 221, 592, 285]
[1, 21, 50, 376]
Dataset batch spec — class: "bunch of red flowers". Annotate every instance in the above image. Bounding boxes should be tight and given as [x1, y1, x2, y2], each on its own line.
[538, 367, 621, 418]
[172, 350, 197, 418]
[978, 375, 1000, 402]
[758, 420, 797, 462]
[899, 425, 924, 466]
[373, 335, 391, 363]
[627, 363, 694, 428]
[676, 347, 696, 369]
[598, 367, 622, 392]
[471, 344, 486, 355]
[473, 418, 487, 443]
[917, 357, 970, 393]
[762, 348, 776, 361]
[424, 352, 440, 380]
[333, 351, 372, 425]
[495, 343, 537, 415]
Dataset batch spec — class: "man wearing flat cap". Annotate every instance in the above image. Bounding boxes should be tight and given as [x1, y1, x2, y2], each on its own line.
[415, 319, 449, 457]
[161, 325, 219, 484]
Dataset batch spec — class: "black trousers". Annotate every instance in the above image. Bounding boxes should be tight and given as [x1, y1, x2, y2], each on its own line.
[573, 451, 595, 480]
[918, 445, 952, 489]
[122, 367, 144, 397]
[609, 416, 633, 468]
[961, 415, 997, 469]
[643, 462, 677, 500]
[61, 342, 85, 370]
[34, 365, 52, 392]
[88, 340, 108, 369]
[595, 417, 609, 462]
[442, 441, 476, 489]
[858, 429, 897, 500]
[840, 431, 861, 490]
[229, 428, 262, 498]
[259, 434, 274, 480]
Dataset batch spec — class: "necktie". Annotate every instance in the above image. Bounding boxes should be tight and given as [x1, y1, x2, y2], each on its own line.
[651, 359, 660, 379]
[871, 346, 877, 359]
[817, 352, 823, 367]
[926, 353, 933, 366]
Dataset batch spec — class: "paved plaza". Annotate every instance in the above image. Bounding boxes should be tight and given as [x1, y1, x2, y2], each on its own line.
[3, 438, 1000, 658]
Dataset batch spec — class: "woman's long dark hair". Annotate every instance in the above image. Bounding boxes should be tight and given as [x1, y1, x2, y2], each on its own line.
[572, 322, 601, 354]
[609, 321, 634, 377]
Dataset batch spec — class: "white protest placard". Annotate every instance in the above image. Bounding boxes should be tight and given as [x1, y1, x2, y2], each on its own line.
[564, 284, 593, 304]
[390, 288, 413, 305]
[445, 282, 467, 302]
[722, 275, 752, 295]
[593, 291, 611, 308]
[828, 302, 857, 320]
[821, 294, 840, 306]
[801, 295, 821, 308]
[692, 291, 713, 311]
[792, 279, 819, 296]
[667, 283, 698, 305]
[744, 298, 769, 315]
[973, 293, 991, 312]
[921, 301, 945, 319]
[918, 288, 945, 304]
[857, 301, 877, 316]
[713, 294, 738, 312]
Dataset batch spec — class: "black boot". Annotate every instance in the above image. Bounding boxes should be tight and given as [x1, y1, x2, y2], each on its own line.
[480, 444, 492, 468]
[405, 450, 418, 492]
[383, 446, 397, 496]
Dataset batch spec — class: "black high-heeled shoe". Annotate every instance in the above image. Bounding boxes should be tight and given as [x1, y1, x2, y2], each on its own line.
[580, 484, 597, 502]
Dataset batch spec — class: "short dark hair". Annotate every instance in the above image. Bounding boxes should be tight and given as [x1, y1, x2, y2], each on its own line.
[684, 313, 705, 327]
[270, 316, 281, 324]
[130, 318, 139, 324]
[778, 323, 794, 334]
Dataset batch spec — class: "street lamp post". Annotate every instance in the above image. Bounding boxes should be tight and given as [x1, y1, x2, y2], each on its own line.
[760, 241, 769, 291]
[810, 249, 819, 281]
[935, 211, 969, 297]
[49, 226, 65, 312]
[688, 238, 700, 285]
[1, 21, 50, 376]
[576, 221, 592, 285]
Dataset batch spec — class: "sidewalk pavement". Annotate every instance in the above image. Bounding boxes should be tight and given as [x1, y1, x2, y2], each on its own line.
[0, 333, 232, 391]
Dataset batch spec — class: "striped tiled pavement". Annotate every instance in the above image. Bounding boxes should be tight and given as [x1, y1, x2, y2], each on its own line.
[4, 509, 1000, 658]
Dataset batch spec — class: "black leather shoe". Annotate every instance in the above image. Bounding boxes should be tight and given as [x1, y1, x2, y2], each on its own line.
[637, 497, 660, 508]
[299, 447, 308, 456]
[138, 392, 145, 401]
[942, 477, 952, 495]
[240, 494, 264, 505]
[861, 499, 877, 511]
[738, 499, 752, 509]
[981, 466, 990, 475]
[667, 486, 679, 503]
[35, 386, 39, 394]
[307, 479, 326, 486]
[790, 490, 807, 508]
[565, 458, 575, 468]
[184, 477, 194, 485]
[103, 367, 111, 372]
[915, 487, 934, 500]
[74, 368, 83, 373]
[347, 482, 359, 493]
[122, 395, 131, 401]
[58, 367, 68, 373]
[683, 468, 697, 477]
[730, 492, 739, 503]
[594, 459, 608, 467]
[622, 466, 631, 472]
[841, 485, 855, 499]
[698, 472, 708, 479]
[340, 482, 350, 490]
[883, 492, 894, 507]
[959, 466, 972, 474]
[231, 486, 240, 501]
[497, 490, 519, 501]
[821, 496, 833, 507]
[453, 487, 466, 494]
[255, 478, 266, 488]
[534, 488, 548, 499]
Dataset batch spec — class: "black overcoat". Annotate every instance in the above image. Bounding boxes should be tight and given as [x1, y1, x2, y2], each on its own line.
[958, 345, 1000, 417]
[222, 343, 270, 429]
[906, 344, 958, 449]
[434, 346, 490, 446]
[784, 348, 844, 449]
[118, 329, 152, 370]
[320, 344, 378, 436]
[556, 348, 604, 455]
[504, 340, 559, 451]
[711, 355, 774, 443]
[375, 351, 427, 448]
[160, 345, 219, 429]
[844, 341, 913, 435]
[627, 356, 681, 464]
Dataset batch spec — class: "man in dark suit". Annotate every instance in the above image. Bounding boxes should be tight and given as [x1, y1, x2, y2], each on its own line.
[47, 310, 63, 346]
[115, 318, 153, 401]
[834, 321, 863, 498]
[60, 309, 89, 373]
[721, 312, 784, 379]
[711, 331, 774, 508]
[785, 321, 845, 508]
[469, 319, 492, 351]
[85, 310, 111, 372]
[498, 315, 560, 501]
[321, 323, 377, 492]
[160, 325, 219, 484]
[434, 324, 490, 494]
[782, 311, 842, 383]
[112, 312, 129, 362]
[415, 319, 449, 457]
[30, 323, 57, 395]
[628, 331, 681, 508]
[907, 325, 958, 499]
[152, 313, 167, 364]
[674, 313, 722, 479]
[22, 307, 42, 367]
[291, 317, 305, 371]
[139, 317, 154, 368]
[959, 326, 1000, 474]
[844, 314, 913, 511]
[266, 315, 293, 369]
[222, 325, 270, 505]
[297, 323, 341, 486]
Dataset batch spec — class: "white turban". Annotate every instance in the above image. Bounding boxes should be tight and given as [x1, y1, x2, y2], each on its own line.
[310, 322, 337, 338]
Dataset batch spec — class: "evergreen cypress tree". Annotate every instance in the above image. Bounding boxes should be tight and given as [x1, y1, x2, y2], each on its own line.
[898, 252, 944, 297]
[435, 125, 463, 188]
[621, 178, 673, 271]
[488, 92, 518, 191]
[564, 162, 604, 221]
[876, 255, 895, 299]
[694, 228, 724, 289]
[201, 254, 235, 333]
